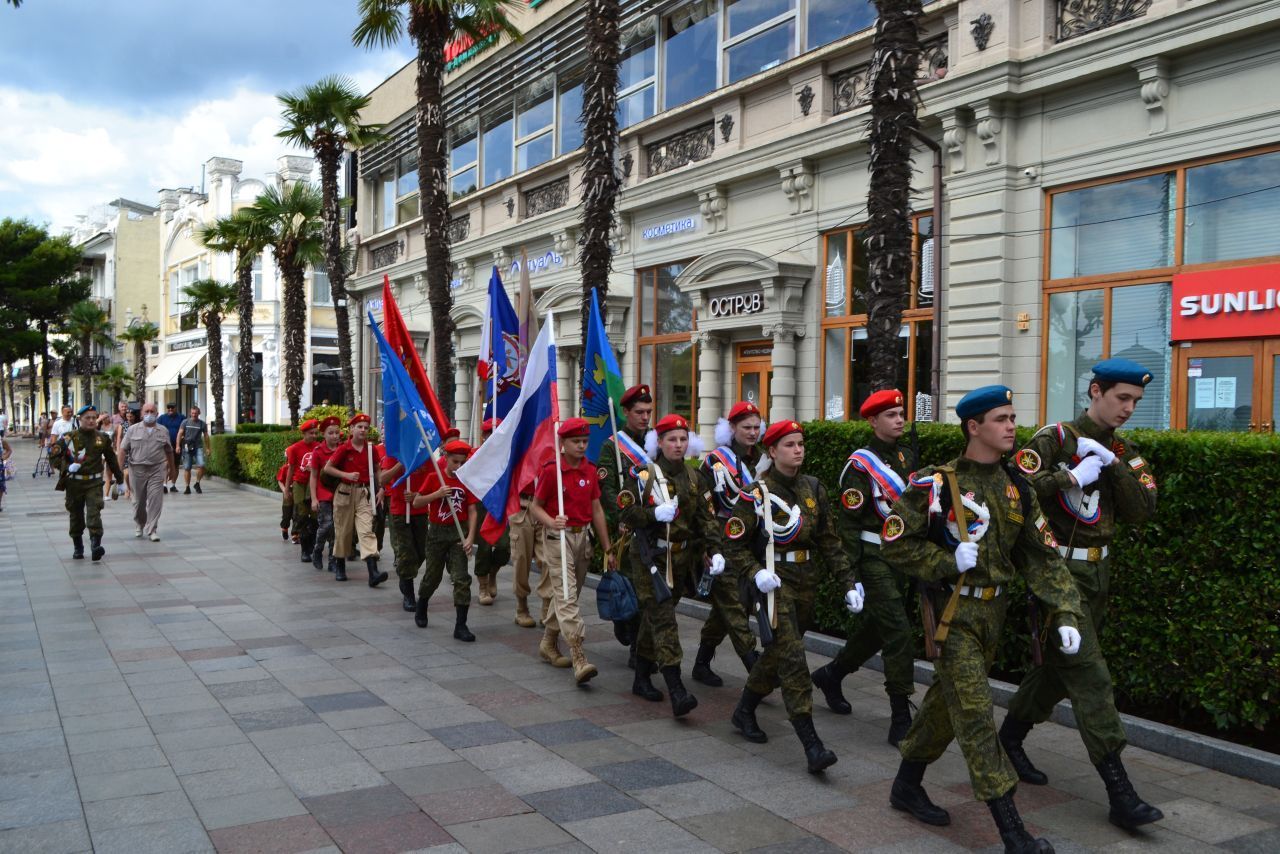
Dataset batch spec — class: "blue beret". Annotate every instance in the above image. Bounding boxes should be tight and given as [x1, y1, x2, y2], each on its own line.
[1092, 358, 1152, 387]
[76, 404, 97, 416]
[956, 385, 1014, 421]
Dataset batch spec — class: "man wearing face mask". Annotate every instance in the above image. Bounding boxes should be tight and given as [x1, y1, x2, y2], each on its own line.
[48, 404, 125, 560]
[120, 402, 177, 542]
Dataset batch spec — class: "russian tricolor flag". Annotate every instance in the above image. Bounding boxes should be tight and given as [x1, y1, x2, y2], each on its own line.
[458, 312, 559, 544]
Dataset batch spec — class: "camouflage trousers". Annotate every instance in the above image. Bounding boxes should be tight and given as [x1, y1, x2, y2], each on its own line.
[745, 582, 816, 720]
[1007, 557, 1126, 764]
[899, 596, 1017, 802]
[312, 501, 335, 565]
[291, 483, 316, 550]
[628, 546, 698, 669]
[65, 479, 105, 537]
[474, 529, 511, 579]
[420, 524, 471, 607]
[388, 513, 430, 582]
[280, 494, 293, 531]
[698, 561, 757, 660]
[831, 551, 916, 697]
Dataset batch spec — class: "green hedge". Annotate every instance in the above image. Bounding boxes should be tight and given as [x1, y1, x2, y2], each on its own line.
[235, 443, 264, 486]
[804, 421, 1280, 739]
[233, 423, 296, 434]
[208, 434, 262, 481]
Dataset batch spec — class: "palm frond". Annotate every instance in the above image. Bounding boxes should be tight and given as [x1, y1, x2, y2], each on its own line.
[353, 0, 405, 48]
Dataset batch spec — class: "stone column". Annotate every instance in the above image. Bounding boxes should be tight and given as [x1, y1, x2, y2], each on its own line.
[766, 324, 798, 423]
[692, 331, 723, 446]
[453, 348, 472, 442]
[557, 346, 578, 420]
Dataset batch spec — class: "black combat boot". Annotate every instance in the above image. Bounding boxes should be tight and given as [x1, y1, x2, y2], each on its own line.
[71, 536, 84, 560]
[690, 641, 723, 687]
[300, 533, 314, 563]
[999, 715, 1048, 785]
[890, 759, 951, 826]
[334, 558, 347, 582]
[731, 687, 768, 743]
[366, 557, 388, 588]
[740, 649, 760, 674]
[811, 662, 852, 714]
[399, 578, 416, 612]
[791, 715, 837, 774]
[1096, 752, 1163, 831]
[453, 605, 475, 642]
[90, 534, 105, 562]
[888, 694, 913, 746]
[414, 595, 429, 628]
[631, 657, 663, 702]
[311, 544, 324, 571]
[987, 791, 1054, 853]
[660, 666, 697, 718]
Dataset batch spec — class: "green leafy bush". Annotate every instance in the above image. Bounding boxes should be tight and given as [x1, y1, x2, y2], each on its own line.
[208, 434, 261, 481]
[302, 404, 353, 424]
[235, 443, 264, 486]
[233, 423, 295, 434]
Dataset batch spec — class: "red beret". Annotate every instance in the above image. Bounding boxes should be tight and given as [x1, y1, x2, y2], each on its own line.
[859, 389, 905, 419]
[443, 440, 472, 456]
[762, 420, 803, 448]
[654, 414, 690, 436]
[442, 427, 461, 441]
[558, 417, 590, 438]
[347, 413, 371, 427]
[727, 401, 760, 422]
[318, 416, 342, 431]
[620, 384, 652, 408]
[482, 418, 500, 434]
[298, 419, 319, 432]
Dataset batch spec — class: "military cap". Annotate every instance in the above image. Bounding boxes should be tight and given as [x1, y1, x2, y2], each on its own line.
[482, 417, 500, 434]
[654, 414, 689, 436]
[762, 420, 803, 448]
[442, 439, 472, 457]
[347, 413, 371, 427]
[620, 384, 652, 408]
[318, 416, 342, 431]
[442, 427, 461, 441]
[76, 404, 97, 415]
[558, 417, 589, 438]
[956, 385, 1014, 421]
[860, 389, 905, 419]
[298, 419, 319, 432]
[1092, 358, 1152, 387]
[727, 401, 760, 422]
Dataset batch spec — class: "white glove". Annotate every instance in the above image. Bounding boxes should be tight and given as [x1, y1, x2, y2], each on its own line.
[954, 541, 978, 574]
[845, 583, 865, 614]
[654, 500, 677, 523]
[1058, 626, 1082, 655]
[754, 568, 781, 593]
[1068, 455, 1105, 488]
[708, 554, 725, 576]
[67, 462, 81, 473]
[1075, 437, 1116, 466]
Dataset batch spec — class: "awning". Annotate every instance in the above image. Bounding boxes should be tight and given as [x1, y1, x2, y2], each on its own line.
[144, 348, 206, 389]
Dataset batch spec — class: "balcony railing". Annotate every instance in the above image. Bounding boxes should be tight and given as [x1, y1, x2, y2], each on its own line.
[646, 123, 715, 178]
[1057, 0, 1152, 42]
[524, 177, 570, 218]
[369, 240, 404, 269]
[832, 34, 947, 117]
[447, 214, 470, 244]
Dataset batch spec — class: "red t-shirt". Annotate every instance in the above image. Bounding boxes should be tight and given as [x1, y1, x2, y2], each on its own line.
[534, 458, 600, 528]
[328, 440, 385, 485]
[311, 442, 341, 503]
[380, 455, 432, 517]
[419, 469, 477, 527]
[275, 463, 289, 485]
[286, 439, 318, 484]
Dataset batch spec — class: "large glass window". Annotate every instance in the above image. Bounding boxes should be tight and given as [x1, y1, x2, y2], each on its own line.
[312, 268, 332, 305]
[168, 270, 181, 315]
[806, 0, 875, 49]
[618, 29, 656, 129]
[1184, 150, 1280, 265]
[636, 262, 696, 424]
[663, 1, 719, 109]
[516, 81, 555, 172]
[1049, 173, 1175, 279]
[1045, 289, 1106, 426]
[557, 79, 584, 154]
[251, 255, 264, 302]
[724, 0, 796, 84]
[450, 119, 479, 200]
[394, 152, 420, 224]
[377, 171, 396, 232]
[482, 111, 514, 186]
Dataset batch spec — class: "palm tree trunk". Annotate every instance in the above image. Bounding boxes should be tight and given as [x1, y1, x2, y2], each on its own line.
[79, 335, 93, 404]
[206, 313, 225, 434]
[315, 142, 355, 413]
[236, 264, 255, 424]
[865, 0, 923, 391]
[61, 356, 72, 406]
[411, 5, 456, 418]
[28, 351, 38, 430]
[132, 340, 146, 406]
[579, 0, 622, 346]
[281, 261, 307, 426]
[39, 321, 51, 412]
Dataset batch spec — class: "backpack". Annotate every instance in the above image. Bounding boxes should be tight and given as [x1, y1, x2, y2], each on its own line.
[596, 570, 639, 623]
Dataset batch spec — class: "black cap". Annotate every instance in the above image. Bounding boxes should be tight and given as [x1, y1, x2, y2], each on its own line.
[166, 402, 176, 408]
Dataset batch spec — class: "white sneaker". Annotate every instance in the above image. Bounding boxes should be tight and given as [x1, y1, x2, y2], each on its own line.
[149, 532, 161, 542]
[135, 527, 143, 538]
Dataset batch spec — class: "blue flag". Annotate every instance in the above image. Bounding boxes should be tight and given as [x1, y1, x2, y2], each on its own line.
[479, 266, 522, 421]
[581, 288, 625, 464]
[368, 310, 441, 485]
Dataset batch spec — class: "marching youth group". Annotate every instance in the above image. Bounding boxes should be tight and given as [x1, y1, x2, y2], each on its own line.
[45, 357, 1162, 854]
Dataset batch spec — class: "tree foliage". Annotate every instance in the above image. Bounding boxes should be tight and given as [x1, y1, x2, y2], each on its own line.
[183, 278, 238, 434]
[200, 211, 270, 425]
[578, 0, 621, 348]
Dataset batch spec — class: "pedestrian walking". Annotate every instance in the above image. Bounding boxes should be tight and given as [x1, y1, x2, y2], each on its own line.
[276, 462, 293, 540]
[157, 403, 183, 492]
[176, 405, 209, 494]
[50, 405, 75, 443]
[47, 404, 125, 560]
[284, 420, 320, 561]
[472, 418, 509, 607]
[119, 402, 176, 542]
[322, 413, 388, 585]
[308, 417, 344, 573]
[0, 434, 11, 512]
[380, 450, 433, 612]
[408, 440, 479, 640]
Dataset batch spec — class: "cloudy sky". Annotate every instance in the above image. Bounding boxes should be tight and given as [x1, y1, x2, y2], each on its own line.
[0, 0, 411, 231]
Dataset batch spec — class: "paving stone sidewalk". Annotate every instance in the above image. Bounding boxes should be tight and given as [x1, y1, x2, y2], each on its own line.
[1, 439, 1276, 853]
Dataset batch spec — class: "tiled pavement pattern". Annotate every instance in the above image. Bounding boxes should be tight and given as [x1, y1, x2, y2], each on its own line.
[1, 440, 1277, 854]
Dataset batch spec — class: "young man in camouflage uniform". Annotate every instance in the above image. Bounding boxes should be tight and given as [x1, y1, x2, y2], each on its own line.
[883, 385, 1084, 854]
[410, 440, 480, 641]
[49, 404, 125, 561]
[811, 389, 918, 745]
[380, 447, 433, 612]
[284, 419, 320, 562]
[472, 419, 510, 607]
[692, 400, 764, 686]
[1001, 358, 1163, 832]
[725, 420, 861, 774]
[620, 414, 725, 717]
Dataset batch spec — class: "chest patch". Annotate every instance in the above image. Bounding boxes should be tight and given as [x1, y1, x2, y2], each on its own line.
[841, 488, 864, 510]
[617, 490, 635, 509]
[1138, 471, 1156, 491]
[882, 514, 905, 542]
[1128, 456, 1145, 470]
[725, 516, 747, 540]
[1014, 449, 1041, 474]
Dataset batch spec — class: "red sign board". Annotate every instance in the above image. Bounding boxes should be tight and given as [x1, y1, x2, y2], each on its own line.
[1171, 263, 1280, 341]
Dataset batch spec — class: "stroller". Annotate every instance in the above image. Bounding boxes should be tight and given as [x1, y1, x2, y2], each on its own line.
[32, 440, 55, 478]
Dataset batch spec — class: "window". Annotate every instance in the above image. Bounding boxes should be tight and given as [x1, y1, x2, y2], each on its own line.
[168, 270, 180, 315]
[557, 78, 584, 154]
[618, 25, 656, 129]
[252, 255, 264, 302]
[482, 110, 514, 186]
[724, 0, 797, 84]
[312, 268, 332, 305]
[1184, 149, 1280, 265]
[821, 214, 935, 421]
[636, 262, 696, 423]
[663, 1, 719, 109]
[377, 171, 396, 232]
[806, 0, 875, 50]
[516, 80, 555, 172]
[450, 118, 479, 200]
[1049, 173, 1175, 279]
[394, 152, 420, 224]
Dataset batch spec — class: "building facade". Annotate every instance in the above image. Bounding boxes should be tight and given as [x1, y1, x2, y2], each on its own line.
[347, 0, 1280, 442]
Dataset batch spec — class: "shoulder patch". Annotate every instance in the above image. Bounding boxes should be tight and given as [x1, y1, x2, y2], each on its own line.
[617, 490, 635, 509]
[841, 488, 864, 510]
[597, 466, 608, 481]
[1014, 449, 1041, 474]
[725, 516, 747, 540]
[882, 514, 906, 542]
[1138, 471, 1156, 490]
[1128, 456, 1145, 470]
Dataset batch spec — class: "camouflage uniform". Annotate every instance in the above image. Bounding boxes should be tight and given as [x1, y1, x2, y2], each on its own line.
[599, 427, 646, 644]
[621, 455, 724, 668]
[724, 468, 853, 720]
[882, 456, 1083, 801]
[420, 524, 471, 607]
[389, 513, 429, 583]
[49, 427, 124, 542]
[1006, 413, 1157, 763]
[473, 504, 510, 582]
[696, 439, 762, 663]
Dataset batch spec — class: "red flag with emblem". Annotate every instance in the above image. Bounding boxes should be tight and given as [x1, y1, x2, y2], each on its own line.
[381, 275, 452, 436]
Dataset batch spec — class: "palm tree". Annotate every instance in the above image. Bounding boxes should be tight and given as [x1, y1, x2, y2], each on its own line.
[277, 76, 387, 414]
[354, 0, 521, 418]
[52, 338, 77, 406]
[200, 211, 268, 426]
[864, 1, 924, 391]
[63, 301, 113, 404]
[118, 321, 160, 409]
[183, 279, 238, 434]
[578, 0, 622, 340]
[98, 364, 133, 407]
[242, 183, 324, 426]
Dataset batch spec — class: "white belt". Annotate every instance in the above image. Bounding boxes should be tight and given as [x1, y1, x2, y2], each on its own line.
[780, 549, 810, 563]
[1057, 545, 1109, 562]
[860, 530, 881, 545]
[657, 538, 687, 552]
[957, 584, 1002, 600]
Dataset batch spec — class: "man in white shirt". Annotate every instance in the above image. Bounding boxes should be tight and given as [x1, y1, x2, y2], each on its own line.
[0, 409, 9, 436]
[120, 402, 176, 541]
[51, 406, 75, 442]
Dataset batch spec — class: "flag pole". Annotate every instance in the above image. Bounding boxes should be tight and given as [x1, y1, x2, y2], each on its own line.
[409, 413, 467, 542]
[552, 420, 569, 601]
[607, 398, 625, 492]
